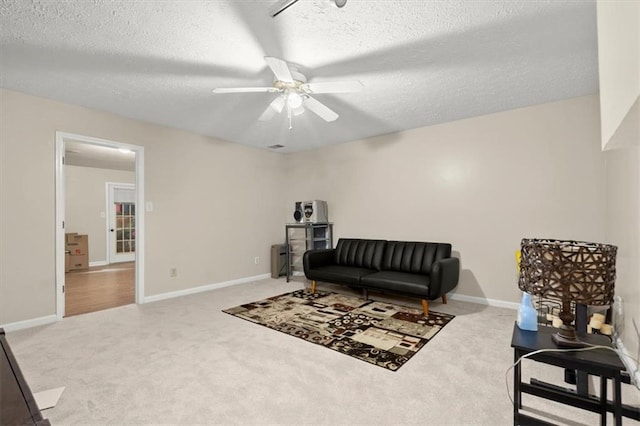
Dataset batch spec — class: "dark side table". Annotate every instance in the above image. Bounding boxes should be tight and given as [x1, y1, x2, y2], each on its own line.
[511, 323, 629, 426]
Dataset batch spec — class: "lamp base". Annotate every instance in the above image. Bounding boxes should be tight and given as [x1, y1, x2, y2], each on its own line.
[551, 326, 589, 348]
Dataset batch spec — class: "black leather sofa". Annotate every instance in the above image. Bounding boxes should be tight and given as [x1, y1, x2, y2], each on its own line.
[303, 238, 460, 315]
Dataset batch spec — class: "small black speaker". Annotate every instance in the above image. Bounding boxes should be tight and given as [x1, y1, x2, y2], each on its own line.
[293, 202, 304, 223]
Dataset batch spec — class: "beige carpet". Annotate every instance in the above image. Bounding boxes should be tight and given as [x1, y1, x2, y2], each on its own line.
[7, 278, 640, 425]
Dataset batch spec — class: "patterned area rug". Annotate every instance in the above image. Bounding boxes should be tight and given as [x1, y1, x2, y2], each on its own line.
[223, 290, 455, 371]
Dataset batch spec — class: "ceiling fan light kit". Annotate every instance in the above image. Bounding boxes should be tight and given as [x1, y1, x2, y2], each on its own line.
[287, 92, 303, 108]
[212, 56, 362, 130]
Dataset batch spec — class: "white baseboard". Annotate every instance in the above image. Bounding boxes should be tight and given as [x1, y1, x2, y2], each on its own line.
[1, 314, 57, 332]
[143, 273, 271, 304]
[449, 293, 519, 310]
[89, 260, 108, 267]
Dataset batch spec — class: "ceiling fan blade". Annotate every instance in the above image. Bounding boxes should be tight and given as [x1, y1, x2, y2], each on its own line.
[302, 81, 363, 94]
[304, 96, 339, 122]
[259, 96, 286, 121]
[258, 105, 277, 121]
[212, 87, 277, 94]
[270, 95, 286, 113]
[265, 56, 294, 83]
[270, 0, 301, 17]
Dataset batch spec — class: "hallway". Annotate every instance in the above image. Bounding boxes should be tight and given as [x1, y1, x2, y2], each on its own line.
[65, 262, 135, 317]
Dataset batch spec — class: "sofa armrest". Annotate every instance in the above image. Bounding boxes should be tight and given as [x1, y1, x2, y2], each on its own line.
[428, 257, 460, 299]
[303, 249, 335, 275]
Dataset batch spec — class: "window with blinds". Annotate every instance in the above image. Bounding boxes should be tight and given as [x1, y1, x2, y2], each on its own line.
[115, 202, 135, 254]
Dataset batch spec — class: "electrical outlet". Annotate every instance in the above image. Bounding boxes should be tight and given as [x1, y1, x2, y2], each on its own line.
[254, 256, 260, 265]
[170, 267, 177, 277]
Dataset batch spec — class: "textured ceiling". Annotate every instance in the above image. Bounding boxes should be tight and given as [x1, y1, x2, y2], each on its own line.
[0, 0, 598, 153]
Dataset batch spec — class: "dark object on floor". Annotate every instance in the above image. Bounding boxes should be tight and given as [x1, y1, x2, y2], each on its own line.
[0, 328, 50, 425]
[303, 239, 460, 315]
[223, 290, 454, 371]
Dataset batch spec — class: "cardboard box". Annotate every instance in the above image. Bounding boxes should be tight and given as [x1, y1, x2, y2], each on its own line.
[66, 233, 88, 256]
[68, 254, 88, 271]
[65, 251, 70, 273]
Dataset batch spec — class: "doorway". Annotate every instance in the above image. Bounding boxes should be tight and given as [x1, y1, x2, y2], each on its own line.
[64, 262, 135, 317]
[55, 132, 145, 320]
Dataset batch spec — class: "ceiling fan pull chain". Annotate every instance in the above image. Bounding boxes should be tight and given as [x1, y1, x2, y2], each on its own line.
[288, 104, 293, 130]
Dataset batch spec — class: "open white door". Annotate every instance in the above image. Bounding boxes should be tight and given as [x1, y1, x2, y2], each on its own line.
[107, 183, 136, 263]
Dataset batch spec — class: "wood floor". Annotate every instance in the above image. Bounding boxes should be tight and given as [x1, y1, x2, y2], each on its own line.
[65, 262, 135, 317]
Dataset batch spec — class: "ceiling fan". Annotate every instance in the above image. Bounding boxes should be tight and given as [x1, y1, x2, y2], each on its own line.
[270, 0, 347, 18]
[213, 57, 363, 129]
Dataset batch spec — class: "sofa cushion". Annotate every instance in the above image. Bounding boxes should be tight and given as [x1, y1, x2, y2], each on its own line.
[334, 239, 386, 271]
[307, 265, 376, 286]
[360, 271, 430, 298]
[382, 241, 452, 275]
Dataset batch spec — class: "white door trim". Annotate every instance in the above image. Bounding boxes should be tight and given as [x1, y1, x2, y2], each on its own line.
[55, 131, 146, 321]
[106, 182, 136, 264]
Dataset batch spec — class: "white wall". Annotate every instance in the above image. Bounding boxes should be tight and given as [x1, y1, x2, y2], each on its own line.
[1, 88, 630, 351]
[0, 88, 288, 325]
[286, 95, 607, 304]
[597, 0, 640, 149]
[65, 165, 135, 263]
[605, 145, 640, 376]
[597, 0, 640, 377]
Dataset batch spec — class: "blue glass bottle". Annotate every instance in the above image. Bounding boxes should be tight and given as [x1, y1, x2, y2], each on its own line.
[517, 292, 538, 331]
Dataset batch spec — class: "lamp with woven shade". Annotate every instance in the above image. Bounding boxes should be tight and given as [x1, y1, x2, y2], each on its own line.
[518, 238, 617, 348]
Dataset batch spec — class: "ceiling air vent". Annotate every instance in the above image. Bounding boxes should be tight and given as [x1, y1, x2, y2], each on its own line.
[268, 144, 285, 150]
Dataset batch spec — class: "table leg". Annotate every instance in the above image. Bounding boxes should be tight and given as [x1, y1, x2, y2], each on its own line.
[614, 372, 622, 426]
[514, 349, 522, 426]
[600, 376, 607, 426]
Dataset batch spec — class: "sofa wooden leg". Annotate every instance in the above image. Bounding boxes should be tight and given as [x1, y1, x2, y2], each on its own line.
[421, 299, 429, 316]
[310, 280, 317, 293]
[442, 294, 448, 304]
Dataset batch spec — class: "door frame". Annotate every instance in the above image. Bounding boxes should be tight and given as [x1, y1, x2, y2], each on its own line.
[106, 182, 136, 264]
[55, 131, 146, 320]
